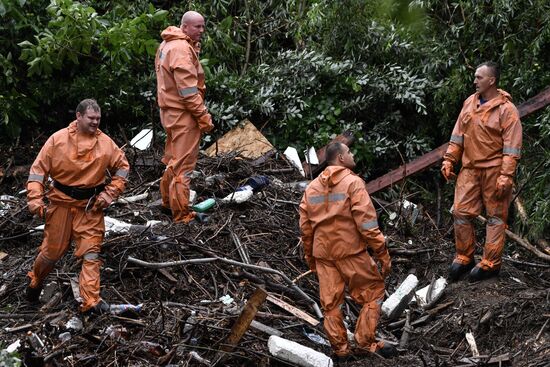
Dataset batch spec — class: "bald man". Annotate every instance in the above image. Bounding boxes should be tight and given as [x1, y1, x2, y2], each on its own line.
[155, 11, 214, 223]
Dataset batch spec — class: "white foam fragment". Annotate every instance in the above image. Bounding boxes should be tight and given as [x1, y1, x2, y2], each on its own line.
[268, 335, 333, 367]
[413, 277, 447, 307]
[130, 128, 153, 150]
[382, 274, 418, 320]
[283, 147, 306, 177]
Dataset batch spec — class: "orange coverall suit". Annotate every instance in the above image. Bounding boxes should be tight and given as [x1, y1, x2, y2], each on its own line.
[27, 121, 129, 312]
[444, 89, 522, 271]
[155, 26, 214, 223]
[299, 166, 391, 356]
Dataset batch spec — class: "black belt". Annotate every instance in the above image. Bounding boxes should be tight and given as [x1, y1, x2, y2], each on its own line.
[53, 180, 105, 200]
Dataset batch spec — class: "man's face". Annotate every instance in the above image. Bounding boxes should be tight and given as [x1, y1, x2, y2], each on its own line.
[339, 145, 356, 170]
[474, 65, 495, 95]
[76, 108, 101, 135]
[181, 16, 205, 42]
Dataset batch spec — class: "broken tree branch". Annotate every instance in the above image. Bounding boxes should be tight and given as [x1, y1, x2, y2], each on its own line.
[126, 256, 323, 319]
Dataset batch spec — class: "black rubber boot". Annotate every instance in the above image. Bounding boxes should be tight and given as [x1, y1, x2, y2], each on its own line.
[160, 206, 172, 216]
[469, 265, 500, 282]
[448, 260, 475, 282]
[376, 343, 398, 358]
[25, 285, 42, 304]
[88, 300, 110, 315]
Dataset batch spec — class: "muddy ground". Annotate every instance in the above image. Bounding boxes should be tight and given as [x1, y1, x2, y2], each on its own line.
[0, 143, 548, 367]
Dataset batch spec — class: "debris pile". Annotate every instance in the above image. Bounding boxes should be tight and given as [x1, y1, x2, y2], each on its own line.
[0, 145, 548, 367]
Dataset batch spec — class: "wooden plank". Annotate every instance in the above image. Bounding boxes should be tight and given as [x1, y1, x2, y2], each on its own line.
[266, 294, 319, 326]
[365, 86, 550, 194]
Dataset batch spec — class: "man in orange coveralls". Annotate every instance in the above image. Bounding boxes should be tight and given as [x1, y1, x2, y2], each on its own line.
[442, 61, 522, 282]
[299, 142, 396, 359]
[155, 11, 214, 223]
[26, 99, 129, 314]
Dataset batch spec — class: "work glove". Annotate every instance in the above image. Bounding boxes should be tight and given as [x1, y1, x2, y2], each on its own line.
[305, 255, 316, 273]
[376, 249, 392, 278]
[441, 160, 456, 182]
[495, 175, 513, 199]
[198, 113, 215, 133]
[28, 199, 46, 219]
[92, 191, 113, 211]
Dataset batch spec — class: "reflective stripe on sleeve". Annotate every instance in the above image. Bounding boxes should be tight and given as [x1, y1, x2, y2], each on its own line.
[450, 135, 464, 145]
[28, 173, 44, 182]
[361, 220, 378, 230]
[115, 169, 129, 178]
[503, 146, 521, 155]
[178, 86, 198, 97]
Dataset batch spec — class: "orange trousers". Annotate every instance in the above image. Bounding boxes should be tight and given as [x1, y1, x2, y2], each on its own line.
[159, 108, 201, 223]
[28, 204, 104, 312]
[316, 251, 385, 356]
[452, 165, 513, 270]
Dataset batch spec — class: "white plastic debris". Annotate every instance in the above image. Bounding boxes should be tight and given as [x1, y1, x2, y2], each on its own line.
[0, 195, 17, 217]
[413, 277, 447, 307]
[219, 294, 234, 305]
[104, 216, 132, 234]
[104, 216, 161, 235]
[116, 192, 149, 204]
[6, 339, 21, 353]
[382, 274, 419, 320]
[65, 316, 83, 331]
[283, 147, 306, 177]
[58, 332, 71, 342]
[306, 147, 319, 165]
[465, 332, 480, 357]
[130, 128, 153, 150]
[220, 188, 253, 204]
[268, 335, 333, 367]
[401, 199, 420, 224]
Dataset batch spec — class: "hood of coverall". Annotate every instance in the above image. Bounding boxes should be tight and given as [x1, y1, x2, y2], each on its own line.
[161, 26, 196, 45]
[319, 165, 354, 188]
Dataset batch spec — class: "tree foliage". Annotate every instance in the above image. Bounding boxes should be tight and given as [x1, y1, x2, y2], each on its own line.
[1, 0, 549, 239]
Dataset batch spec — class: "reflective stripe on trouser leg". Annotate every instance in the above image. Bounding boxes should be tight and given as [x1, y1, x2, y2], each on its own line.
[160, 166, 174, 208]
[316, 258, 349, 355]
[453, 168, 483, 264]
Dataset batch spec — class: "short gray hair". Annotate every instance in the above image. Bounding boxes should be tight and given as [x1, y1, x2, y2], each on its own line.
[76, 99, 100, 114]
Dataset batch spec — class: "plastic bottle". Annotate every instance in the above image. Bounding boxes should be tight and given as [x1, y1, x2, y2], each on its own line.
[110, 303, 143, 315]
[191, 198, 216, 212]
